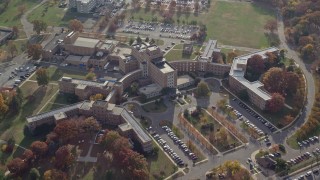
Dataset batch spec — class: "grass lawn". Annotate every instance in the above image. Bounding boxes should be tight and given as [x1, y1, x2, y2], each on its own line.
[40, 103, 66, 113]
[30, 65, 87, 81]
[165, 45, 201, 61]
[27, 1, 92, 27]
[148, 142, 177, 180]
[185, 110, 241, 152]
[126, 2, 275, 48]
[286, 134, 300, 150]
[221, 48, 250, 56]
[0, 0, 39, 27]
[0, 39, 28, 57]
[142, 101, 167, 113]
[0, 81, 59, 171]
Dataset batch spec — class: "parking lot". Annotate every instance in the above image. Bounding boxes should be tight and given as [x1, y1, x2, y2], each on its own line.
[119, 21, 198, 40]
[147, 125, 199, 167]
[0, 63, 36, 87]
[229, 99, 278, 136]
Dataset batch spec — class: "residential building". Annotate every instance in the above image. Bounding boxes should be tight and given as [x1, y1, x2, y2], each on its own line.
[228, 47, 279, 110]
[69, 0, 97, 13]
[26, 100, 153, 152]
[131, 43, 178, 88]
[58, 77, 121, 101]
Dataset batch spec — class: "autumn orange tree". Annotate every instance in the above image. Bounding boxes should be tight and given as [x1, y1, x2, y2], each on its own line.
[27, 44, 42, 59]
[266, 93, 285, 113]
[30, 141, 48, 158]
[7, 158, 28, 176]
[55, 145, 74, 169]
[69, 19, 83, 32]
[36, 67, 49, 86]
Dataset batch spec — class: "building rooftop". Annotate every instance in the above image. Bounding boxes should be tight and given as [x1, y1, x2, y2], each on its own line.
[139, 83, 162, 95]
[61, 77, 113, 89]
[201, 39, 220, 59]
[54, 112, 67, 121]
[118, 123, 132, 132]
[229, 47, 279, 101]
[177, 75, 194, 86]
[65, 55, 90, 64]
[73, 37, 100, 48]
[26, 102, 83, 123]
[120, 110, 151, 143]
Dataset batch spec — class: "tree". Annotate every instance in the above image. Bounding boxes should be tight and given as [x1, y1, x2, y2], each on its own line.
[32, 20, 47, 34]
[28, 168, 40, 180]
[247, 54, 265, 74]
[30, 141, 48, 157]
[54, 120, 79, 143]
[262, 67, 286, 94]
[275, 158, 288, 172]
[223, 160, 241, 177]
[12, 26, 19, 38]
[136, 36, 142, 44]
[27, 44, 42, 60]
[264, 19, 277, 34]
[265, 51, 278, 64]
[7, 41, 17, 58]
[129, 38, 134, 45]
[196, 81, 210, 97]
[55, 145, 74, 169]
[108, 21, 118, 33]
[301, 43, 314, 59]
[227, 51, 238, 63]
[85, 72, 96, 80]
[285, 72, 300, 95]
[145, 37, 149, 42]
[267, 93, 285, 113]
[194, 1, 200, 12]
[130, 82, 139, 95]
[7, 158, 28, 176]
[117, 148, 149, 180]
[101, 130, 121, 148]
[69, 19, 83, 32]
[112, 137, 131, 154]
[90, 94, 104, 101]
[36, 68, 49, 86]
[80, 117, 101, 133]
[18, 5, 26, 16]
[22, 149, 34, 163]
[43, 169, 67, 180]
[0, 93, 8, 115]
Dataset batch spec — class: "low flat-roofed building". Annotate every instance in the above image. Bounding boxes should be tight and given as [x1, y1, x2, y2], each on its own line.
[65, 55, 90, 68]
[139, 83, 162, 99]
[0, 28, 13, 45]
[182, 43, 193, 55]
[199, 39, 220, 61]
[229, 47, 279, 110]
[59, 77, 115, 100]
[177, 75, 194, 89]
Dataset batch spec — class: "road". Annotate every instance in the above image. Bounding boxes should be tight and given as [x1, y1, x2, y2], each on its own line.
[21, 0, 50, 38]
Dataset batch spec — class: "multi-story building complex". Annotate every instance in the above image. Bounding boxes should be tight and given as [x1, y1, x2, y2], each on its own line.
[58, 77, 123, 101]
[26, 100, 153, 152]
[228, 47, 279, 110]
[169, 39, 231, 76]
[64, 31, 118, 56]
[131, 43, 178, 88]
[69, 0, 97, 13]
